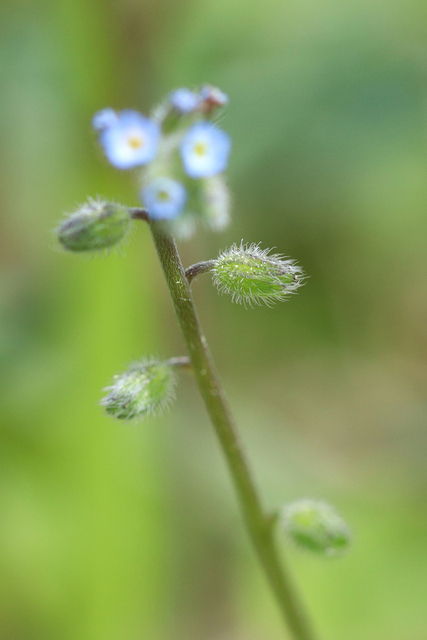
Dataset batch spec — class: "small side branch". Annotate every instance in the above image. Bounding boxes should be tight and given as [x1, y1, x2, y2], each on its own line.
[129, 207, 149, 222]
[166, 356, 192, 370]
[185, 260, 215, 284]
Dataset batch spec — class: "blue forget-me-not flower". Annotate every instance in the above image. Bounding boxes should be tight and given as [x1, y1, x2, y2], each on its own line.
[180, 121, 231, 179]
[96, 110, 160, 170]
[170, 88, 201, 114]
[141, 177, 187, 220]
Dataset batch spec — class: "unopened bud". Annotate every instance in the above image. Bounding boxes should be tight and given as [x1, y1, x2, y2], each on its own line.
[57, 198, 131, 252]
[199, 85, 229, 113]
[212, 242, 304, 306]
[281, 499, 352, 557]
[169, 88, 201, 114]
[100, 358, 177, 420]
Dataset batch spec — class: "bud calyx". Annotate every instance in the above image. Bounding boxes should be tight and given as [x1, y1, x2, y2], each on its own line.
[212, 242, 304, 306]
[57, 198, 131, 252]
[281, 499, 352, 557]
[100, 358, 177, 420]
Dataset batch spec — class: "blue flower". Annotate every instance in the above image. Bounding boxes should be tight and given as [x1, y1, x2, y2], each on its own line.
[141, 177, 187, 220]
[97, 110, 160, 170]
[180, 122, 231, 179]
[92, 108, 118, 131]
[169, 88, 200, 114]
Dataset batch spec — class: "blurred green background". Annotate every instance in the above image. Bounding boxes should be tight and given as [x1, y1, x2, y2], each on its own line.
[1, 0, 427, 638]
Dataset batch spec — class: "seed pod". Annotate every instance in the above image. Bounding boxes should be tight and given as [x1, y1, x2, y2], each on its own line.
[57, 198, 131, 252]
[212, 242, 304, 307]
[100, 358, 177, 420]
[281, 499, 352, 557]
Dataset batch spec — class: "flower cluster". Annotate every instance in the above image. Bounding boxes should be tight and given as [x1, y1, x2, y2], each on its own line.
[92, 85, 231, 238]
[57, 80, 351, 637]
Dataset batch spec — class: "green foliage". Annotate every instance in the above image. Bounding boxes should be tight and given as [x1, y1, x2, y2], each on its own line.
[282, 499, 351, 557]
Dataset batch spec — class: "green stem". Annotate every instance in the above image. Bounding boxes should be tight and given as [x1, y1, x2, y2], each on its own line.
[150, 222, 318, 640]
[185, 260, 216, 283]
[165, 355, 192, 369]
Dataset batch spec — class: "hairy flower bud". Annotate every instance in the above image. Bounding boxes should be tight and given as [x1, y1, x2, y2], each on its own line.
[281, 499, 351, 557]
[100, 358, 177, 420]
[57, 198, 131, 252]
[211, 242, 304, 306]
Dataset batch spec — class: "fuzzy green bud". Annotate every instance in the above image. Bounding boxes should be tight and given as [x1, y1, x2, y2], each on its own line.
[57, 198, 131, 252]
[212, 242, 304, 307]
[281, 499, 352, 557]
[100, 358, 177, 420]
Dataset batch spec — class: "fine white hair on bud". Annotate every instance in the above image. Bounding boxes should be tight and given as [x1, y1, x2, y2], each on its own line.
[211, 242, 305, 307]
[100, 358, 177, 420]
[281, 499, 352, 557]
[57, 198, 131, 252]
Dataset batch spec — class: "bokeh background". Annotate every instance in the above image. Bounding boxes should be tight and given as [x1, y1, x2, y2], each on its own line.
[1, 0, 427, 638]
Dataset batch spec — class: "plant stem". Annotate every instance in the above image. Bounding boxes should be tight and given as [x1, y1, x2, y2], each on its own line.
[129, 207, 149, 222]
[150, 222, 318, 640]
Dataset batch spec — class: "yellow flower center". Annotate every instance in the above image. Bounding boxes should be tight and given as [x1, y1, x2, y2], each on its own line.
[194, 141, 208, 157]
[127, 134, 144, 150]
[157, 190, 171, 202]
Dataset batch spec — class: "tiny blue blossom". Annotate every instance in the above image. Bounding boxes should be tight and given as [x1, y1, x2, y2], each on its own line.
[170, 88, 201, 114]
[141, 177, 187, 220]
[180, 122, 231, 179]
[98, 110, 160, 170]
[92, 108, 118, 131]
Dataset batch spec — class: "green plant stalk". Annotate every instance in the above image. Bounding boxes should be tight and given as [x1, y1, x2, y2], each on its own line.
[150, 221, 318, 640]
